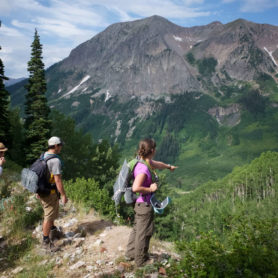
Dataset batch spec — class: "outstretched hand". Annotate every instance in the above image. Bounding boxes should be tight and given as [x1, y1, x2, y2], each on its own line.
[169, 165, 178, 172]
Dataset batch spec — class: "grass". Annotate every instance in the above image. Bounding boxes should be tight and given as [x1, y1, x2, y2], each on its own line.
[15, 251, 55, 278]
[0, 173, 51, 277]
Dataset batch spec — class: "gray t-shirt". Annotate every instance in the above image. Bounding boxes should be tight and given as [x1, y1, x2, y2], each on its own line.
[44, 153, 62, 183]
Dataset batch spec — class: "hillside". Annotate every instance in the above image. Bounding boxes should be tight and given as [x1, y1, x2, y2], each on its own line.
[160, 151, 278, 241]
[1, 152, 278, 277]
[7, 16, 278, 189]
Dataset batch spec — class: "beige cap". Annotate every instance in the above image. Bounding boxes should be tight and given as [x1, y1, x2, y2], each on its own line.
[0, 142, 8, 152]
[48, 136, 63, 146]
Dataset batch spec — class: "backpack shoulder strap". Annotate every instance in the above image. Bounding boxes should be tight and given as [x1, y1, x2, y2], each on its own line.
[128, 158, 139, 172]
[43, 153, 58, 162]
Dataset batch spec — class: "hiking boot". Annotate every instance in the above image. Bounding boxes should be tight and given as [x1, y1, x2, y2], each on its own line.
[49, 227, 64, 241]
[42, 238, 60, 252]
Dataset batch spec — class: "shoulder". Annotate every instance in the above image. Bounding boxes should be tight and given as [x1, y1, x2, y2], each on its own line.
[47, 157, 61, 165]
[134, 162, 149, 176]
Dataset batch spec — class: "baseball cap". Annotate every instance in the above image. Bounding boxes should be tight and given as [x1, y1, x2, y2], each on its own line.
[48, 136, 63, 146]
[0, 142, 8, 152]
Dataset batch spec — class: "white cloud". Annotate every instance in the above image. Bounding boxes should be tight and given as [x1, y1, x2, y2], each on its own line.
[222, 0, 278, 12]
[222, 0, 236, 3]
[240, 0, 278, 12]
[1, 0, 211, 77]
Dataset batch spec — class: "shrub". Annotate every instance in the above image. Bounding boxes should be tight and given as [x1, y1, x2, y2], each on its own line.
[197, 57, 218, 77]
[65, 178, 116, 218]
[170, 218, 278, 277]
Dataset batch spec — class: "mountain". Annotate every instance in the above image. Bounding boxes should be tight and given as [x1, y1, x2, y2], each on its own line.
[4, 77, 26, 87]
[8, 16, 278, 189]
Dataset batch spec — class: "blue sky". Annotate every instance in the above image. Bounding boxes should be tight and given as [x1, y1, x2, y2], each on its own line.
[1, 0, 278, 78]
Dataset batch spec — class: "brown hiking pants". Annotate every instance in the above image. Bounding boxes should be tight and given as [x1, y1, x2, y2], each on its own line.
[125, 202, 154, 266]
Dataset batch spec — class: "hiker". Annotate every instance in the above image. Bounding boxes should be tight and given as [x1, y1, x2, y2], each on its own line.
[0, 142, 7, 176]
[125, 138, 177, 267]
[39, 136, 68, 250]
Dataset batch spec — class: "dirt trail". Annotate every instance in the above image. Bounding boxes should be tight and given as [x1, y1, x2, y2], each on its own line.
[30, 202, 178, 278]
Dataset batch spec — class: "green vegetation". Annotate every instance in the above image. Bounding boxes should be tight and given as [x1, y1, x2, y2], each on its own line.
[50, 110, 119, 181]
[239, 90, 266, 117]
[161, 151, 278, 277]
[0, 59, 10, 145]
[0, 169, 43, 271]
[257, 73, 278, 95]
[186, 52, 195, 65]
[65, 178, 116, 218]
[197, 57, 218, 77]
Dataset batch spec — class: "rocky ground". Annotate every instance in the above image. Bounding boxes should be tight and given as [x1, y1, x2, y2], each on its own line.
[1, 198, 180, 278]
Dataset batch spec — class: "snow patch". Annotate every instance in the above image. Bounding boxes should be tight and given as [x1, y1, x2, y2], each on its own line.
[264, 47, 278, 67]
[105, 90, 112, 102]
[115, 120, 122, 139]
[72, 101, 80, 107]
[173, 35, 183, 42]
[62, 75, 90, 98]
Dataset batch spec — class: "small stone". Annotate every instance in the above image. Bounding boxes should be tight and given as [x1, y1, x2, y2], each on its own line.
[117, 245, 124, 251]
[56, 257, 63, 265]
[93, 239, 103, 246]
[73, 232, 82, 238]
[63, 253, 71, 260]
[73, 238, 84, 247]
[150, 273, 159, 278]
[64, 218, 78, 228]
[75, 247, 83, 256]
[39, 259, 48, 265]
[65, 231, 75, 238]
[96, 260, 103, 265]
[86, 265, 94, 271]
[69, 260, 85, 270]
[11, 267, 24, 274]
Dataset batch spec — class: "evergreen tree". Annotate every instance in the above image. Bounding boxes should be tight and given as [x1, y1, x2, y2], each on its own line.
[24, 29, 51, 164]
[0, 60, 10, 145]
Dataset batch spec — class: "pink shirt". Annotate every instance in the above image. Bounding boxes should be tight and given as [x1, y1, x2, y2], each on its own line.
[134, 162, 152, 203]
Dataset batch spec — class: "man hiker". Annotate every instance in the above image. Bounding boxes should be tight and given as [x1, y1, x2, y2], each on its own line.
[39, 136, 68, 251]
[0, 142, 7, 176]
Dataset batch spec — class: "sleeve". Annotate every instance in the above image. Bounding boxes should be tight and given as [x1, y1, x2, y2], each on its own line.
[0, 166, 2, 176]
[48, 158, 62, 175]
[133, 163, 149, 178]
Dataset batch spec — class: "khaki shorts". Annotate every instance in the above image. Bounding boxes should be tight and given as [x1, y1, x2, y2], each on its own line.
[40, 191, 59, 222]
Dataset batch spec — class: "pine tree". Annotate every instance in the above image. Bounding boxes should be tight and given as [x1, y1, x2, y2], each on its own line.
[0, 59, 10, 145]
[0, 22, 10, 145]
[24, 29, 51, 164]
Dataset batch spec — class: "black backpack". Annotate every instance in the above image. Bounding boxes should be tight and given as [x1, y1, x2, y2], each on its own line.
[21, 154, 57, 195]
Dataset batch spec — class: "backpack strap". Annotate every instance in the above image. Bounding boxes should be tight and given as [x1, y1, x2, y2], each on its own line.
[41, 153, 63, 166]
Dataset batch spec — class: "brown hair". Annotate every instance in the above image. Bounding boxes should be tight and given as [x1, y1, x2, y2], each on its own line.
[138, 138, 156, 159]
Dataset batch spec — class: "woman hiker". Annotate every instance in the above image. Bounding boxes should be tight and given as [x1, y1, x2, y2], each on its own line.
[125, 138, 177, 267]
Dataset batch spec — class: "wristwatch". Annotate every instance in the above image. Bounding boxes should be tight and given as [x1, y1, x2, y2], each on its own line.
[167, 164, 171, 169]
